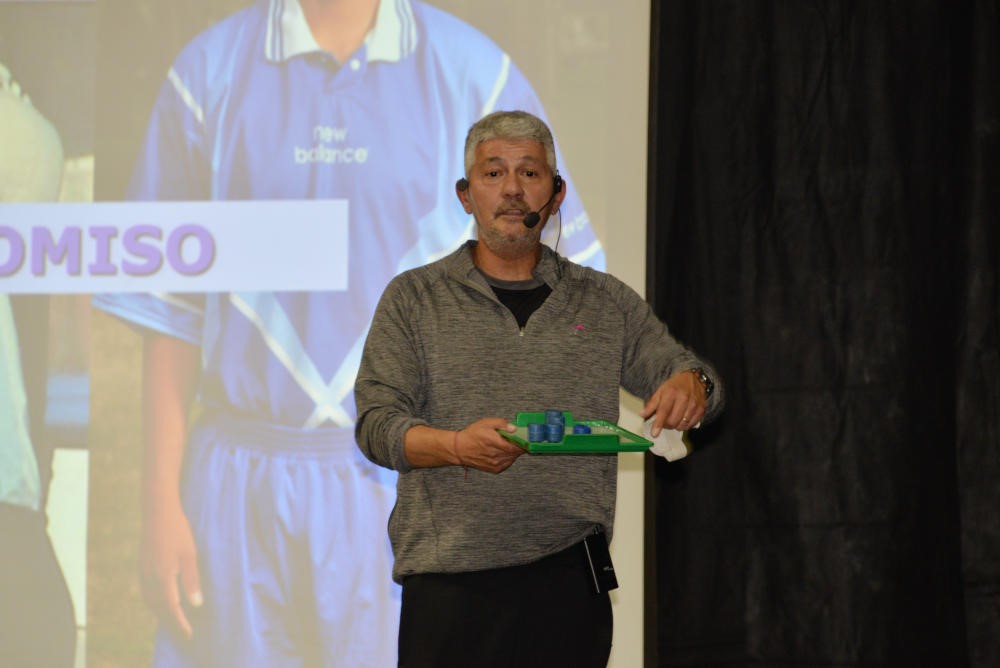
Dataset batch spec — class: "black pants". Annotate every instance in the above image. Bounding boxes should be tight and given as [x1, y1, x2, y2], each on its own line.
[399, 541, 613, 668]
[0, 503, 77, 668]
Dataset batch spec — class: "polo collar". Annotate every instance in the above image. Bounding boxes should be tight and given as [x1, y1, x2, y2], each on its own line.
[264, 0, 418, 64]
[452, 241, 563, 289]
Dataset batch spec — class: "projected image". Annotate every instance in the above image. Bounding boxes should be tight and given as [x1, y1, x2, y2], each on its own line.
[86, 0, 608, 666]
[2, 0, 649, 665]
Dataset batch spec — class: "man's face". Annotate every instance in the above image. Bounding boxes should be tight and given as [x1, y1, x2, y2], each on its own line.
[457, 138, 564, 261]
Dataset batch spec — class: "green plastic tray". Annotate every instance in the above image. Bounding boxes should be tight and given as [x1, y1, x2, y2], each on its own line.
[499, 411, 652, 453]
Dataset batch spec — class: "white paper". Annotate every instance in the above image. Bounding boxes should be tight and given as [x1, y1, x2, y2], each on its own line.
[643, 418, 694, 462]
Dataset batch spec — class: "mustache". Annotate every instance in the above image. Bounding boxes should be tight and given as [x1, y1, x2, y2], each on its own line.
[492, 198, 529, 219]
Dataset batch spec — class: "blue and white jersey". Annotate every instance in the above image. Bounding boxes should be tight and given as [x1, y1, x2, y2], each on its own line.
[94, 0, 605, 430]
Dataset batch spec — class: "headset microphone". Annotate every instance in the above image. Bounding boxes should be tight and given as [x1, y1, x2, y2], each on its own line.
[523, 175, 563, 229]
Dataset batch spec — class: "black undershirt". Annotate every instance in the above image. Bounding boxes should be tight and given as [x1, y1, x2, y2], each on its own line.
[483, 275, 552, 328]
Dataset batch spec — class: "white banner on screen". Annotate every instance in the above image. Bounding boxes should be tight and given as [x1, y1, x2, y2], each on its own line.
[0, 200, 348, 293]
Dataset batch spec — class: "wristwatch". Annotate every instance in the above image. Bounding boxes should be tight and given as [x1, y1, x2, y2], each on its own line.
[688, 367, 714, 399]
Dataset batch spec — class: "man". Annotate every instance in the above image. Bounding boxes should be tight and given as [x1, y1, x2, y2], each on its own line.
[93, 1, 604, 666]
[0, 63, 77, 668]
[354, 110, 725, 667]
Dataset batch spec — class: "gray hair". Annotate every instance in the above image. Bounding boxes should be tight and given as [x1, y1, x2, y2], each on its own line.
[463, 110, 557, 176]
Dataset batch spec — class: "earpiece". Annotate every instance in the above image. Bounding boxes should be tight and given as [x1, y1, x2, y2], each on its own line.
[522, 174, 563, 229]
[456, 177, 469, 191]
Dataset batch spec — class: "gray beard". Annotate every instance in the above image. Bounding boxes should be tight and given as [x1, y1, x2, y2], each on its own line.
[478, 224, 540, 260]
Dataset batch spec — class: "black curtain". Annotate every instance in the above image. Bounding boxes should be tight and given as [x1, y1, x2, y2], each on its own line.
[645, 1, 998, 666]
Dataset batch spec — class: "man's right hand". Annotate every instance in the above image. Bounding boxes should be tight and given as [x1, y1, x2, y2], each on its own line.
[140, 502, 202, 640]
[404, 419, 522, 472]
[452, 418, 522, 474]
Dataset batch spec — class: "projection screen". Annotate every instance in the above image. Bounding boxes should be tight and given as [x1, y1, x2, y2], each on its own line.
[0, 1, 650, 665]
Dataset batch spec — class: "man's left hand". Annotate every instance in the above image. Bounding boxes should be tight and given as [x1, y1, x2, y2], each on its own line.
[640, 370, 707, 436]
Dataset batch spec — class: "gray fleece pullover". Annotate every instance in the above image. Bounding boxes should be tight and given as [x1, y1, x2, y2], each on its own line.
[355, 241, 723, 582]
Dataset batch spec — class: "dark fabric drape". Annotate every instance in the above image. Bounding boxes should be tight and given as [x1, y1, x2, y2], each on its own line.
[645, 1, 998, 666]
